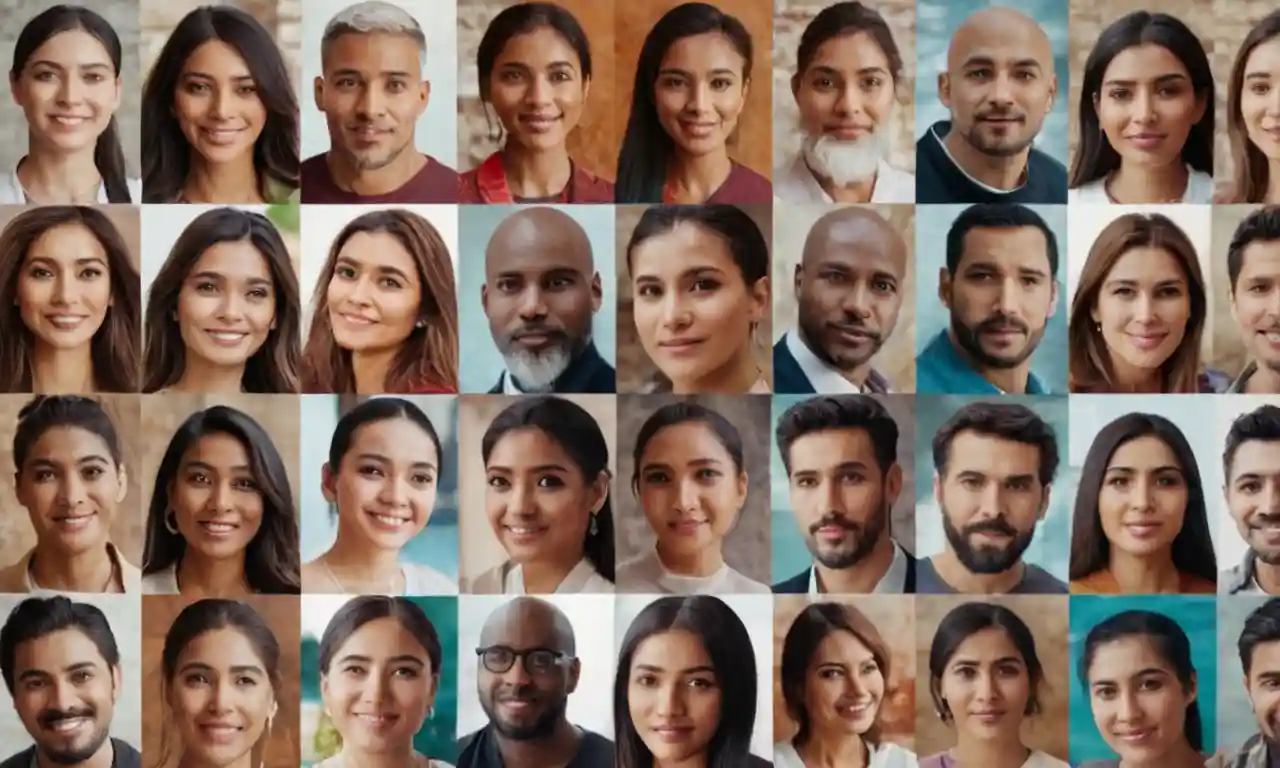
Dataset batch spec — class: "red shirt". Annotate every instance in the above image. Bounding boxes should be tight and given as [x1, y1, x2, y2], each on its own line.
[301, 153, 458, 203]
[458, 152, 614, 203]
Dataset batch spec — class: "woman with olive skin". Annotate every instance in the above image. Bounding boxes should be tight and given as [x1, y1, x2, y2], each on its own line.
[1221, 11, 1280, 204]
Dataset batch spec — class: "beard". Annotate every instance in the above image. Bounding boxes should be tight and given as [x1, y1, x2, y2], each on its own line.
[942, 512, 1035, 574]
[804, 498, 888, 569]
[803, 128, 889, 187]
[951, 313, 1043, 370]
[34, 708, 110, 765]
[497, 328, 586, 392]
[482, 690, 567, 741]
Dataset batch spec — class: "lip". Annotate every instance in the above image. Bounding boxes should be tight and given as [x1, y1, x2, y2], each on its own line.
[197, 721, 243, 744]
[513, 331, 557, 349]
[658, 337, 706, 355]
[832, 325, 875, 343]
[336, 312, 377, 327]
[45, 716, 91, 734]
[354, 712, 400, 728]
[838, 702, 871, 719]
[519, 114, 562, 133]
[1263, 127, 1280, 142]
[44, 314, 89, 331]
[204, 329, 249, 347]
[196, 519, 240, 538]
[365, 510, 412, 532]
[1259, 330, 1280, 349]
[979, 116, 1022, 124]
[48, 115, 91, 128]
[349, 125, 390, 142]
[826, 124, 871, 140]
[1125, 133, 1167, 150]
[199, 126, 247, 147]
[651, 724, 695, 742]
[971, 530, 1011, 542]
[817, 525, 848, 541]
[502, 523, 548, 544]
[53, 513, 95, 532]
[1115, 727, 1156, 744]
[677, 119, 718, 139]
[1126, 332, 1168, 351]
[970, 710, 1006, 724]
[499, 698, 535, 711]
[669, 519, 707, 535]
[1123, 522, 1162, 539]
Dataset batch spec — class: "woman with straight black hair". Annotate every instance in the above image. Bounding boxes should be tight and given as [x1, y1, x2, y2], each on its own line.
[141, 405, 300, 596]
[1068, 11, 1213, 204]
[615, 2, 770, 204]
[1222, 10, 1280, 203]
[615, 594, 770, 768]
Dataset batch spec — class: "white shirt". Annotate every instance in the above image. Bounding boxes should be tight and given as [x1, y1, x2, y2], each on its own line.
[617, 549, 770, 594]
[501, 558, 614, 595]
[775, 740, 917, 768]
[0, 166, 142, 203]
[774, 153, 915, 203]
[786, 331, 887, 394]
[501, 371, 524, 395]
[1068, 165, 1213, 204]
[807, 542, 910, 595]
[142, 565, 180, 594]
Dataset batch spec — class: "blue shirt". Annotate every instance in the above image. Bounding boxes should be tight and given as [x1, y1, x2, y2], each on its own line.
[916, 329, 1049, 394]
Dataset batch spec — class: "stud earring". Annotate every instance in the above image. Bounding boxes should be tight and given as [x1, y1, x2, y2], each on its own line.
[165, 509, 179, 534]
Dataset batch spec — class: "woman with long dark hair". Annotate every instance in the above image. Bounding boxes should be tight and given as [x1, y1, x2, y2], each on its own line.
[1222, 10, 1280, 203]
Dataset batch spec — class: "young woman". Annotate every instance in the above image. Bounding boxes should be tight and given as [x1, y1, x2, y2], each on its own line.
[1068, 213, 1226, 393]
[470, 395, 615, 594]
[1077, 610, 1208, 768]
[141, 405, 300, 596]
[0, 206, 140, 393]
[153, 599, 282, 768]
[141, 5, 298, 203]
[300, 209, 459, 394]
[1222, 11, 1280, 204]
[1069, 413, 1216, 594]
[143, 207, 301, 393]
[1068, 12, 1213, 204]
[615, 595, 771, 768]
[776, 603, 917, 768]
[0, 395, 138, 593]
[302, 398, 456, 596]
[615, 3, 771, 204]
[625, 205, 771, 394]
[922, 602, 1067, 768]
[460, 2, 613, 203]
[314, 595, 454, 767]
[3, 5, 139, 203]
[617, 401, 768, 594]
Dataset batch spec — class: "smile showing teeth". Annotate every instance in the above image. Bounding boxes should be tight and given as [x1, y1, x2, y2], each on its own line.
[206, 331, 248, 345]
[51, 116, 88, 125]
[356, 713, 396, 725]
[47, 315, 87, 330]
[368, 512, 409, 528]
[55, 515, 93, 531]
[50, 717, 88, 733]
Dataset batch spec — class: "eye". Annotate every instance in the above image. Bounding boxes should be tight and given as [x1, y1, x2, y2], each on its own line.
[29, 267, 53, 279]
[248, 288, 270, 300]
[236, 85, 257, 96]
[33, 469, 55, 482]
[636, 284, 662, 298]
[82, 466, 104, 481]
[642, 470, 669, 484]
[386, 80, 407, 93]
[343, 664, 367, 677]
[537, 475, 565, 489]
[413, 472, 435, 486]
[195, 281, 218, 294]
[358, 465, 385, 478]
[231, 477, 258, 492]
[690, 278, 719, 292]
[335, 266, 357, 280]
[379, 276, 403, 290]
[71, 669, 93, 684]
[78, 267, 103, 280]
[487, 475, 510, 490]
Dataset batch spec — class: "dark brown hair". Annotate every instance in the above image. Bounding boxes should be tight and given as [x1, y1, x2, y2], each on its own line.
[1225, 11, 1280, 203]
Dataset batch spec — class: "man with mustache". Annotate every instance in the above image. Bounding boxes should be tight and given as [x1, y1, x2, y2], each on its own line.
[458, 596, 614, 768]
[776, 207, 906, 394]
[1225, 598, 1280, 768]
[917, 203, 1059, 394]
[918, 401, 1067, 594]
[0, 596, 140, 768]
[1223, 406, 1280, 594]
[302, 1, 458, 203]
[772, 395, 916, 594]
[1227, 207, 1280, 394]
[482, 207, 615, 393]
[915, 6, 1065, 204]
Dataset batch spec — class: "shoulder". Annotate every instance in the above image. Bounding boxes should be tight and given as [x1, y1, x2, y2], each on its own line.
[745, 753, 773, 768]
[0, 746, 33, 768]
[728, 568, 770, 593]
[301, 560, 337, 593]
[301, 153, 328, 174]
[458, 168, 481, 203]
[1200, 368, 1232, 394]
[731, 162, 772, 191]
[0, 552, 31, 593]
[466, 562, 506, 594]
[573, 164, 616, 202]
[1025, 563, 1069, 593]
[874, 742, 919, 768]
[1030, 148, 1068, 176]
[423, 154, 459, 183]
[1024, 752, 1070, 768]
[0, 173, 23, 203]
[877, 163, 916, 202]
[772, 569, 808, 593]
[141, 566, 178, 595]
[1180, 571, 1217, 594]
[404, 562, 458, 595]
[1185, 168, 1214, 203]
[1068, 178, 1107, 203]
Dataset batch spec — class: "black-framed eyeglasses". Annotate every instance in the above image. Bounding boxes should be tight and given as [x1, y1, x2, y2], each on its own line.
[476, 645, 572, 675]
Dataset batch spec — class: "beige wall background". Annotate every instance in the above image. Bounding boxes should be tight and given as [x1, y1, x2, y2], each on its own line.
[1209, 204, 1258, 378]
[0, 204, 141, 266]
[914, 595, 1070, 761]
[1210, 3, 1277, 199]
[141, 0, 301, 88]
[772, 0, 917, 174]
[457, 394, 617, 586]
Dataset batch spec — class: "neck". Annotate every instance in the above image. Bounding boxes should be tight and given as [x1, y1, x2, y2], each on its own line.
[518, 554, 582, 594]
[1266, 161, 1280, 204]
[38, 737, 115, 768]
[1255, 556, 1280, 595]
[945, 329, 1028, 393]
[323, 529, 403, 592]
[183, 152, 262, 203]
[494, 719, 580, 768]
[808, 159, 878, 203]
[655, 755, 708, 768]
[1119, 738, 1202, 768]
[32, 344, 94, 393]
[933, 549, 1026, 595]
[795, 733, 868, 768]
[1106, 161, 1189, 204]
[951, 732, 1030, 768]
[352, 347, 397, 394]
[31, 542, 115, 592]
[672, 342, 759, 394]
[501, 144, 572, 199]
[666, 149, 732, 203]
[1246, 361, 1280, 394]
[942, 129, 1029, 190]
[176, 549, 251, 598]
[337, 744, 417, 768]
[1109, 353, 1163, 393]
[327, 147, 425, 197]
[814, 534, 895, 593]
[1106, 549, 1181, 593]
[179, 750, 252, 768]
[655, 541, 724, 578]
[18, 143, 103, 203]
[170, 355, 245, 393]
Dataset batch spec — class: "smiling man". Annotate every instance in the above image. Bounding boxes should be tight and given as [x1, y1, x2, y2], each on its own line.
[1223, 406, 1280, 595]
[1228, 598, 1280, 768]
[1228, 208, 1280, 394]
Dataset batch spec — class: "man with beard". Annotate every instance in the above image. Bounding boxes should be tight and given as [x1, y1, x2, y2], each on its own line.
[457, 597, 614, 767]
[482, 207, 615, 393]
[775, 2, 915, 203]
[1225, 598, 1280, 768]
[917, 203, 1059, 394]
[915, 6, 1065, 204]
[0, 596, 139, 768]
[1223, 406, 1280, 594]
[775, 208, 906, 394]
[918, 401, 1067, 594]
[772, 395, 915, 593]
[1227, 208, 1280, 394]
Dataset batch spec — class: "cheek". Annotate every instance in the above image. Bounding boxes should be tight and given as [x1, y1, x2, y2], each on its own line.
[173, 92, 204, 126]
[325, 277, 347, 307]
[795, 90, 828, 125]
[691, 691, 722, 731]
[337, 476, 371, 513]
[247, 301, 276, 334]
[383, 291, 421, 329]
[243, 95, 268, 128]
[999, 675, 1029, 707]
[177, 293, 212, 326]
[1156, 489, 1188, 522]
[714, 88, 745, 118]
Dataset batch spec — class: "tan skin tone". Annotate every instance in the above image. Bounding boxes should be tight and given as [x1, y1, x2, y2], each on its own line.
[1225, 439, 1280, 594]
[937, 628, 1034, 768]
[794, 630, 884, 768]
[1243, 638, 1280, 743]
[1238, 38, 1280, 203]
[1230, 239, 1280, 393]
[1086, 637, 1201, 768]
[1095, 436, 1188, 594]
[628, 630, 721, 768]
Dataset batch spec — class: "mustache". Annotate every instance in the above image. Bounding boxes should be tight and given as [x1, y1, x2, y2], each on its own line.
[809, 514, 859, 535]
[831, 320, 882, 342]
[963, 518, 1017, 537]
[506, 323, 567, 340]
[38, 706, 94, 728]
[977, 315, 1028, 334]
[1250, 513, 1280, 529]
[977, 108, 1026, 121]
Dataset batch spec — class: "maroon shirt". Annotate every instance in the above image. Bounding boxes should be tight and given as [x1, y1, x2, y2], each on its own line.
[301, 153, 458, 203]
[705, 162, 772, 204]
[458, 152, 614, 203]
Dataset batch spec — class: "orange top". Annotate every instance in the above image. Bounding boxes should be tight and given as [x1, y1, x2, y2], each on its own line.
[1070, 569, 1216, 595]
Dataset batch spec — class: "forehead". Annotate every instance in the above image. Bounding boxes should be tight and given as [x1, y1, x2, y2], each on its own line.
[177, 626, 264, 667]
[810, 218, 905, 274]
[1246, 38, 1280, 72]
[487, 427, 573, 467]
[325, 31, 422, 72]
[1248, 639, 1280, 676]
[950, 627, 1019, 660]
[631, 223, 736, 277]
[813, 629, 874, 663]
[486, 218, 591, 277]
[337, 230, 419, 272]
[336, 617, 429, 660]
[805, 30, 891, 73]
[949, 17, 1050, 71]
[1238, 239, 1280, 277]
[1105, 246, 1186, 283]
[182, 39, 251, 75]
[14, 628, 107, 671]
[660, 32, 745, 72]
[642, 421, 731, 463]
[182, 431, 251, 467]
[26, 222, 107, 262]
[787, 428, 877, 469]
[495, 27, 581, 67]
[633, 629, 709, 665]
[1230, 439, 1280, 478]
[27, 426, 112, 462]
[957, 226, 1049, 273]
[1088, 636, 1170, 679]
[1106, 435, 1177, 468]
[347, 418, 438, 463]
[28, 29, 113, 65]
[190, 240, 271, 281]
[481, 605, 558, 648]
[945, 430, 1040, 474]
[1102, 44, 1189, 80]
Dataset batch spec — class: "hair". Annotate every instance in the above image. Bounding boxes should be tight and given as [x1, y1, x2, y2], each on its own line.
[300, 210, 458, 394]
[1227, 206, 1280, 294]
[143, 208, 300, 393]
[625, 204, 769, 286]
[1067, 213, 1207, 393]
[1068, 412, 1216, 583]
[1069, 11, 1213, 189]
[1226, 11, 1280, 203]
[615, 3, 754, 202]
[1225, 405, 1280, 480]
[781, 602, 890, 747]
[775, 395, 898, 476]
[327, 396, 444, 490]
[481, 396, 615, 582]
[9, 5, 131, 203]
[13, 395, 123, 474]
[318, 595, 442, 676]
[1239, 598, 1280, 678]
[945, 203, 1059, 277]
[0, 206, 140, 392]
[928, 602, 1044, 724]
[614, 595, 756, 768]
[631, 401, 745, 493]
[1080, 610, 1202, 751]
[793, 2, 903, 95]
[0, 596, 120, 695]
[931, 402, 1059, 486]
[141, 6, 299, 203]
[142, 406, 300, 594]
[321, 1, 426, 69]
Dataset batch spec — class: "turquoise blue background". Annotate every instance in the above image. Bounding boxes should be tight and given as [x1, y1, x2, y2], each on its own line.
[1217, 596, 1269, 755]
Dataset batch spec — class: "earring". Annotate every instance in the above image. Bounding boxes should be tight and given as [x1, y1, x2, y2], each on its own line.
[588, 513, 598, 536]
[164, 509, 179, 535]
[1095, 322, 1102, 332]
[415, 318, 427, 329]
[428, 706, 435, 719]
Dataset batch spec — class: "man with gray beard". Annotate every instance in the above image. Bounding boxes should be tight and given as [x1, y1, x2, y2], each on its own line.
[1223, 406, 1280, 595]
[482, 207, 615, 394]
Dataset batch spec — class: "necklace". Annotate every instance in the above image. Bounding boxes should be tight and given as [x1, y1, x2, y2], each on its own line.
[320, 558, 399, 595]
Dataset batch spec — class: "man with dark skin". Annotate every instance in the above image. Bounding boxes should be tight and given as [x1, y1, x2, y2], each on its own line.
[457, 597, 614, 768]
[482, 207, 615, 393]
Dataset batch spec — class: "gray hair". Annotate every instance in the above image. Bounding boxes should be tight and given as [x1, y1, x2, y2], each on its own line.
[322, 1, 427, 66]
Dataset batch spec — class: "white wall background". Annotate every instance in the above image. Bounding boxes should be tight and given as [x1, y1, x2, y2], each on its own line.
[141, 204, 272, 316]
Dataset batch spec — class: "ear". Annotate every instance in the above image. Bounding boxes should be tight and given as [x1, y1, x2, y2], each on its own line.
[590, 271, 603, 313]
[1186, 670, 1198, 704]
[427, 671, 441, 707]
[590, 468, 611, 513]
[320, 672, 329, 702]
[1046, 73, 1058, 113]
[1229, 285, 1240, 325]
[582, 76, 591, 104]
[109, 74, 122, 113]
[418, 78, 432, 114]
[736, 470, 749, 507]
[110, 664, 122, 701]
[740, 77, 750, 107]
[115, 464, 128, 505]
[932, 472, 943, 505]
[1037, 483, 1051, 520]
[14, 471, 26, 508]
[9, 72, 18, 107]
[566, 657, 581, 694]
[790, 72, 801, 101]
[937, 72, 951, 108]
[938, 268, 952, 309]
[749, 276, 771, 324]
[793, 263, 803, 299]
[313, 76, 325, 113]
[885, 463, 904, 507]
[1047, 279, 1059, 319]
[321, 462, 338, 504]
[1192, 89, 1208, 124]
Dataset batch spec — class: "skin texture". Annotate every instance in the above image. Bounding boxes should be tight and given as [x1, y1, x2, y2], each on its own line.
[654, 33, 748, 159]
[169, 432, 264, 568]
[18, 222, 112, 354]
[628, 629, 721, 765]
[16, 426, 125, 559]
[937, 628, 1032, 743]
[1226, 439, 1280, 566]
[10, 29, 122, 158]
[1089, 246, 1191, 389]
[173, 41, 267, 171]
[327, 231, 423, 357]
[1087, 636, 1197, 765]
[1241, 39, 1280, 165]
[801, 630, 884, 741]
[1230, 238, 1280, 392]
[1097, 436, 1186, 561]
[175, 240, 276, 375]
[487, 27, 588, 154]
[476, 597, 579, 741]
[1094, 45, 1204, 173]
[1244, 638, 1280, 742]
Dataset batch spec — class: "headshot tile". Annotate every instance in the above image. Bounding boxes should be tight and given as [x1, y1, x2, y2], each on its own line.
[1210, 204, 1280, 394]
[1210, 3, 1280, 204]
[1214, 397, 1280, 596]
[1217, 595, 1280, 763]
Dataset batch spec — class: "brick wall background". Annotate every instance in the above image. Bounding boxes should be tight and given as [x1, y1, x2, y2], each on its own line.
[140, 0, 301, 86]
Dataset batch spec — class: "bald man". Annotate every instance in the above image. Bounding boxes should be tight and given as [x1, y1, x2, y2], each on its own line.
[915, 6, 1066, 203]
[481, 207, 615, 393]
[775, 207, 907, 393]
[457, 597, 615, 768]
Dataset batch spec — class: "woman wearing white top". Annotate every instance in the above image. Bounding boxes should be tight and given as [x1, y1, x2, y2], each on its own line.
[617, 401, 770, 594]
[1067, 12, 1214, 204]
[302, 398, 457, 596]
[4, 6, 140, 204]
[468, 396, 615, 594]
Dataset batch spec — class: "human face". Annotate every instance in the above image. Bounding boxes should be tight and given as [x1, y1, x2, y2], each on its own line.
[175, 240, 276, 371]
[173, 40, 267, 167]
[937, 628, 1031, 740]
[1244, 638, 1280, 741]
[17, 223, 112, 353]
[942, 226, 1056, 370]
[628, 630, 721, 765]
[654, 33, 748, 158]
[169, 432, 265, 563]
[935, 431, 1048, 575]
[1230, 238, 1280, 377]
[12, 629, 119, 764]
[636, 422, 747, 560]
[487, 27, 588, 152]
[1090, 247, 1191, 381]
[630, 223, 767, 389]
[16, 426, 124, 557]
[1088, 636, 1196, 764]
[167, 628, 276, 767]
[317, 33, 427, 171]
[802, 630, 884, 739]
[322, 617, 437, 753]
[322, 418, 437, 552]
[1097, 436, 1187, 560]
[477, 606, 578, 740]
[10, 29, 121, 155]
[1240, 37, 1280, 162]
[1094, 45, 1205, 170]
[1227, 439, 1280, 565]
[326, 231, 423, 355]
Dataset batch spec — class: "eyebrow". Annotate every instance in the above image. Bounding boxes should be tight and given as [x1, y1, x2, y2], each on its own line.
[1105, 465, 1182, 474]
[355, 452, 437, 471]
[27, 255, 107, 267]
[1093, 667, 1168, 685]
[962, 56, 1043, 71]
[954, 470, 1035, 484]
[29, 60, 112, 72]
[488, 463, 570, 474]
[808, 64, 889, 78]
[500, 60, 579, 72]
[952, 655, 1023, 666]
[336, 653, 425, 668]
[330, 67, 413, 79]
[182, 71, 256, 83]
[642, 457, 724, 472]
[17, 661, 99, 681]
[793, 460, 872, 475]
[184, 459, 251, 474]
[961, 261, 1048, 278]
[28, 455, 110, 469]
[188, 270, 273, 287]
[1103, 277, 1185, 289]
[1102, 73, 1189, 87]
[1246, 71, 1277, 81]
[658, 67, 738, 78]
[634, 663, 716, 675]
[635, 265, 728, 282]
[335, 256, 412, 283]
[494, 266, 583, 280]
[178, 661, 265, 676]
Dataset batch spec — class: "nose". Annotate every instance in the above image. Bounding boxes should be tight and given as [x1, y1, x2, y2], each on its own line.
[209, 87, 235, 121]
[677, 477, 700, 512]
[216, 290, 246, 321]
[840, 282, 874, 320]
[1129, 476, 1153, 512]
[527, 73, 552, 106]
[656, 681, 686, 716]
[210, 481, 236, 514]
[517, 286, 548, 320]
[509, 480, 537, 517]
[820, 478, 844, 516]
[378, 474, 411, 507]
[974, 671, 999, 702]
[835, 83, 863, 117]
[499, 657, 534, 687]
[988, 72, 1016, 106]
[659, 292, 689, 329]
[51, 680, 81, 713]
[209, 679, 234, 713]
[57, 74, 83, 105]
[690, 81, 712, 115]
[51, 273, 77, 306]
[995, 278, 1019, 315]
[348, 274, 375, 306]
[1115, 688, 1141, 722]
[1132, 90, 1156, 124]
[57, 473, 87, 507]
[1133, 292, 1156, 322]
[361, 671, 390, 704]
[1262, 482, 1280, 515]
[977, 482, 1002, 519]
[358, 83, 385, 116]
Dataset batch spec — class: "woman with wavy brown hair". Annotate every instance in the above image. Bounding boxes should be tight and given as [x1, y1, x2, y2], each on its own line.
[1221, 11, 1280, 204]
[0, 206, 140, 392]
[1068, 213, 1226, 393]
[300, 209, 458, 394]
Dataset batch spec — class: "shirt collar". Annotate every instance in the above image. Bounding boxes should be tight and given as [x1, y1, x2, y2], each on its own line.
[807, 542, 908, 594]
[922, 330, 1046, 394]
[779, 152, 898, 203]
[21, 542, 130, 593]
[786, 331, 888, 393]
[930, 121, 1029, 192]
[1231, 361, 1260, 393]
[1229, 551, 1263, 594]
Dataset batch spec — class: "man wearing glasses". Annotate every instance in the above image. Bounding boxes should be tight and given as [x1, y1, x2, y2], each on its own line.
[457, 596, 615, 767]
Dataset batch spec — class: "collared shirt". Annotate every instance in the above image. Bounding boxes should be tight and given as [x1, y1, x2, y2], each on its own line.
[785, 331, 891, 394]
[616, 549, 770, 594]
[774, 152, 915, 203]
[916, 329, 1049, 394]
[0, 543, 141, 594]
[1228, 361, 1280, 394]
[1068, 164, 1213, 204]
[807, 542, 909, 595]
[1, 738, 141, 768]
[1217, 732, 1270, 768]
[1224, 551, 1273, 595]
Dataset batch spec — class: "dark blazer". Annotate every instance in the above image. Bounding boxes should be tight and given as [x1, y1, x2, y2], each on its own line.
[487, 341, 616, 394]
[773, 336, 891, 394]
[773, 549, 917, 593]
